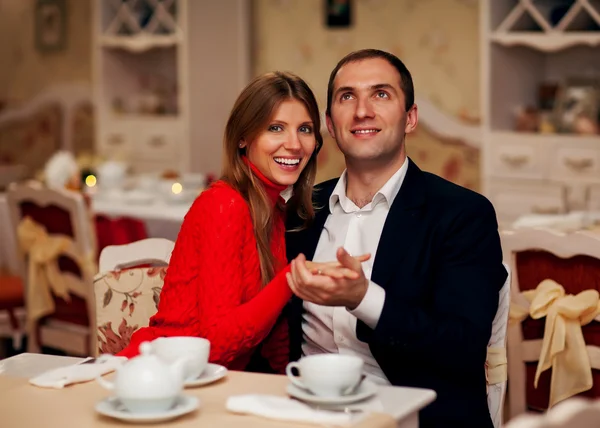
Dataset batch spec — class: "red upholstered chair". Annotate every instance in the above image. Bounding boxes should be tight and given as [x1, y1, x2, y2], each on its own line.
[0, 274, 25, 350]
[502, 228, 600, 420]
[94, 215, 149, 256]
[6, 181, 97, 356]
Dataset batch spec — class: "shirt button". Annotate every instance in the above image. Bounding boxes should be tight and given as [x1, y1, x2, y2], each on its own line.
[356, 213, 362, 218]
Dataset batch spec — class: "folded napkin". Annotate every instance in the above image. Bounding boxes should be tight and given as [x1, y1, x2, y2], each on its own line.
[29, 356, 126, 389]
[226, 394, 354, 426]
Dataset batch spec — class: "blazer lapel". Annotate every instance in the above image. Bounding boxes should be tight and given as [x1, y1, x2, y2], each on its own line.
[371, 159, 426, 289]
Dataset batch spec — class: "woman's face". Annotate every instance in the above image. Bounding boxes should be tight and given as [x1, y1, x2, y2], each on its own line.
[245, 99, 316, 187]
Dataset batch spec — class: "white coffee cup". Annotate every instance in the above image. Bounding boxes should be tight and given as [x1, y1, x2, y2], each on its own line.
[150, 337, 210, 381]
[285, 354, 364, 397]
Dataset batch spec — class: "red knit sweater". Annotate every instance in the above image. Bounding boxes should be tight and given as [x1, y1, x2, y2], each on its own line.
[118, 163, 292, 373]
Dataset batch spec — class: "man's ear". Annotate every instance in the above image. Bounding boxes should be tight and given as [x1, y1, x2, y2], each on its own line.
[326, 114, 335, 138]
[405, 104, 418, 135]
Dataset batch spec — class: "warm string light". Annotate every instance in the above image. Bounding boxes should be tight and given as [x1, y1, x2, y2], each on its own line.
[85, 174, 97, 187]
[171, 182, 183, 194]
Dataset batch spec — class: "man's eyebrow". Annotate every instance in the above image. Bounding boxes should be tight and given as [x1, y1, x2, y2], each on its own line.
[371, 83, 397, 93]
[334, 83, 398, 96]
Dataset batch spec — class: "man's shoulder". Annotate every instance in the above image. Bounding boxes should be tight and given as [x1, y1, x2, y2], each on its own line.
[313, 177, 339, 204]
[420, 171, 495, 216]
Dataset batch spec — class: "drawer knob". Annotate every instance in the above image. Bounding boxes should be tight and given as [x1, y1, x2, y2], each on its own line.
[107, 135, 124, 145]
[501, 154, 529, 168]
[532, 205, 561, 215]
[564, 157, 593, 171]
[148, 136, 166, 148]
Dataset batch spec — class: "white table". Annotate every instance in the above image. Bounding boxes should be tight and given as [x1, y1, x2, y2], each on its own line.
[0, 353, 436, 427]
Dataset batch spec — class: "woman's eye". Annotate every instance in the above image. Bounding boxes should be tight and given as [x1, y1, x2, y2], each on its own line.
[341, 93, 353, 101]
[299, 126, 313, 134]
[269, 125, 283, 132]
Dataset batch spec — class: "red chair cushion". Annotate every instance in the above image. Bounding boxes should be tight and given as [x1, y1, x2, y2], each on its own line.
[0, 275, 24, 309]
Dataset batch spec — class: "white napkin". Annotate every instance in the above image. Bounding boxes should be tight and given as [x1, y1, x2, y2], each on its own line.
[29, 356, 126, 389]
[226, 394, 354, 426]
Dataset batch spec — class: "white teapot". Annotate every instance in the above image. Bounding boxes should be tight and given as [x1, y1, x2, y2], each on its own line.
[96, 342, 188, 413]
[96, 160, 127, 190]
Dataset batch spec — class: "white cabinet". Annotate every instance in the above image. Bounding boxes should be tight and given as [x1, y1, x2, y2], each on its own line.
[481, 0, 600, 227]
[93, 0, 251, 175]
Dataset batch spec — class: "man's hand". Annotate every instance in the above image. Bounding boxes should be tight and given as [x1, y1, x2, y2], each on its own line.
[287, 247, 369, 310]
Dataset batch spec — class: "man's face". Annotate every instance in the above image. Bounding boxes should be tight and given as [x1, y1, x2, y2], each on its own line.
[326, 57, 417, 165]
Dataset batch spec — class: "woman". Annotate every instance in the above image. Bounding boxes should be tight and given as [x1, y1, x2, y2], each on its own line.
[118, 72, 324, 373]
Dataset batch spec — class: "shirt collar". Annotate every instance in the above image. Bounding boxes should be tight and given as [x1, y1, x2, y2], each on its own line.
[329, 157, 410, 214]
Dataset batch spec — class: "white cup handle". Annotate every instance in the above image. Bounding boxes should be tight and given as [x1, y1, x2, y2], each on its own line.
[285, 362, 307, 390]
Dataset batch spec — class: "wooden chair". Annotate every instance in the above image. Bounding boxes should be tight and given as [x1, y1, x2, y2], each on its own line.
[6, 181, 97, 356]
[94, 238, 174, 356]
[501, 228, 600, 419]
[505, 398, 600, 428]
[98, 238, 175, 272]
[488, 262, 511, 428]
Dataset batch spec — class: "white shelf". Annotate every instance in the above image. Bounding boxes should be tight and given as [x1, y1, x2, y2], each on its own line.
[100, 34, 182, 52]
[491, 32, 600, 52]
[491, 0, 600, 52]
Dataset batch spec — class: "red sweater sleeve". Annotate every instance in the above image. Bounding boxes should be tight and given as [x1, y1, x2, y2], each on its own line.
[118, 186, 292, 363]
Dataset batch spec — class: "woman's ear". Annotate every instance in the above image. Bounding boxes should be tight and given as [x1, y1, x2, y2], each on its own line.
[238, 139, 246, 149]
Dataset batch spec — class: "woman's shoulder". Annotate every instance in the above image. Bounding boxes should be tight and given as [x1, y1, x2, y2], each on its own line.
[187, 180, 249, 219]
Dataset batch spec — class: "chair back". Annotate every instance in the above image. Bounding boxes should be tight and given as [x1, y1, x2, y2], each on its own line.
[487, 262, 511, 428]
[501, 228, 600, 418]
[505, 398, 600, 428]
[94, 238, 174, 356]
[6, 181, 96, 355]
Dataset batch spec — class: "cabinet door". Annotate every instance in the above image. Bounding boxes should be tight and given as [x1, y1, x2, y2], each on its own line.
[488, 180, 566, 226]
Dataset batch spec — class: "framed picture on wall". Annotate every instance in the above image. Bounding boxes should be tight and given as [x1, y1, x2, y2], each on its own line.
[326, 0, 352, 28]
[35, 0, 67, 52]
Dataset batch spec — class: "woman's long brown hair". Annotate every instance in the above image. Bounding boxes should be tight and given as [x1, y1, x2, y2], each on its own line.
[221, 71, 322, 286]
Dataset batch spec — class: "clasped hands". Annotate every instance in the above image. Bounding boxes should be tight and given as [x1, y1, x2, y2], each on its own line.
[286, 247, 370, 310]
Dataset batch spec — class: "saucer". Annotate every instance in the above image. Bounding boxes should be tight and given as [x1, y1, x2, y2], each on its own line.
[95, 395, 199, 423]
[286, 379, 377, 405]
[184, 363, 228, 387]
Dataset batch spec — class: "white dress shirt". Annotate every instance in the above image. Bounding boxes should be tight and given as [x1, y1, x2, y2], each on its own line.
[302, 158, 409, 385]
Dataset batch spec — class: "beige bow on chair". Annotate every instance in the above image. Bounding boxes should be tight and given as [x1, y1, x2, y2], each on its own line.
[510, 279, 600, 407]
[17, 216, 94, 330]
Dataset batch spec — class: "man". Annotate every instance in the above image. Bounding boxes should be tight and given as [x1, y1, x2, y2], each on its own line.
[285, 49, 507, 428]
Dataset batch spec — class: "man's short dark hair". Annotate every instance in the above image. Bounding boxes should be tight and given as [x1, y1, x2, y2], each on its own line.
[326, 49, 414, 115]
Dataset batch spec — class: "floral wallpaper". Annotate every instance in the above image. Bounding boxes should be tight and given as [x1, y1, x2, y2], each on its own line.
[254, 0, 481, 190]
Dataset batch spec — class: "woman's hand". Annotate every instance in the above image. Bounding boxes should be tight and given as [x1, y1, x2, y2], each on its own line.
[304, 253, 370, 280]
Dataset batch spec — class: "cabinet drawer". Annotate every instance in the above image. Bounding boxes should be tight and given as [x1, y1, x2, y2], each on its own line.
[488, 180, 566, 225]
[136, 128, 180, 161]
[98, 128, 133, 159]
[551, 146, 600, 182]
[489, 137, 545, 180]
